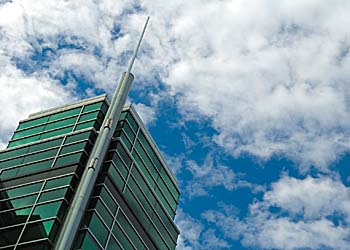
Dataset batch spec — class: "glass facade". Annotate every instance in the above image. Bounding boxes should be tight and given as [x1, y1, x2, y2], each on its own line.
[0, 95, 180, 250]
[74, 110, 180, 250]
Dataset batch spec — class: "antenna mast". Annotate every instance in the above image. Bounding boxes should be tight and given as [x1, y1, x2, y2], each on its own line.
[54, 16, 150, 250]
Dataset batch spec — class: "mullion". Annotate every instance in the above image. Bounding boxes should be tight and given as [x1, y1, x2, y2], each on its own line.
[131, 149, 176, 216]
[13, 180, 46, 250]
[136, 138, 178, 203]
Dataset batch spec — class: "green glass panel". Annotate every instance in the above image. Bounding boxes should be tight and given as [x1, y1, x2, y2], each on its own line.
[120, 132, 132, 151]
[79, 111, 99, 123]
[131, 167, 149, 196]
[54, 152, 82, 168]
[108, 164, 125, 190]
[123, 121, 136, 142]
[135, 140, 156, 176]
[138, 132, 162, 170]
[45, 117, 77, 131]
[125, 113, 138, 132]
[5, 194, 37, 210]
[0, 157, 23, 169]
[22, 148, 58, 164]
[112, 222, 134, 250]
[12, 125, 45, 140]
[116, 211, 144, 249]
[17, 116, 49, 130]
[1, 159, 54, 179]
[116, 143, 131, 167]
[161, 170, 180, 202]
[138, 132, 179, 201]
[0, 147, 29, 161]
[38, 188, 67, 203]
[155, 186, 173, 218]
[83, 102, 103, 113]
[149, 225, 170, 250]
[155, 202, 177, 241]
[87, 213, 109, 246]
[95, 199, 113, 227]
[100, 187, 118, 215]
[40, 126, 73, 140]
[106, 236, 122, 250]
[49, 107, 81, 122]
[17, 159, 54, 176]
[65, 131, 91, 144]
[81, 232, 102, 250]
[28, 138, 63, 153]
[75, 121, 95, 131]
[157, 177, 177, 211]
[0, 207, 31, 227]
[60, 141, 86, 155]
[8, 135, 41, 148]
[44, 175, 73, 190]
[132, 150, 156, 189]
[19, 219, 57, 242]
[6, 182, 43, 199]
[111, 153, 128, 178]
[128, 176, 153, 215]
[30, 201, 62, 221]
[124, 187, 151, 230]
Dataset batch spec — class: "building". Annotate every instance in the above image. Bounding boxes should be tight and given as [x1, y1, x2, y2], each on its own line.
[0, 94, 180, 250]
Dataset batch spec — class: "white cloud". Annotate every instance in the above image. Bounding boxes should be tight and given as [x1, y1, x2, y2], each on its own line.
[185, 154, 263, 198]
[0, 62, 75, 149]
[175, 209, 230, 250]
[133, 102, 156, 125]
[203, 175, 350, 249]
[138, 0, 350, 171]
[2, 0, 350, 170]
[264, 175, 350, 219]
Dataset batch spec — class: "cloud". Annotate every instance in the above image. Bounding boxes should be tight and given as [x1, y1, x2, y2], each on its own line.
[185, 153, 263, 198]
[3, 0, 350, 170]
[0, 61, 75, 149]
[138, 0, 350, 171]
[176, 209, 230, 250]
[203, 175, 350, 249]
[264, 175, 350, 219]
[133, 102, 156, 125]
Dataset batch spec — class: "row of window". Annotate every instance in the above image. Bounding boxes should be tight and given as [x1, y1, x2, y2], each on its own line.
[116, 112, 179, 208]
[16, 101, 107, 131]
[103, 144, 178, 249]
[8, 101, 107, 148]
[0, 174, 76, 248]
[0, 130, 95, 180]
[113, 119, 179, 218]
[75, 183, 148, 250]
[105, 152, 178, 243]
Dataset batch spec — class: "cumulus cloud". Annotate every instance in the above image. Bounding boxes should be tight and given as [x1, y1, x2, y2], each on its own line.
[2, 0, 350, 170]
[203, 175, 350, 249]
[185, 153, 262, 198]
[176, 209, 230, 250]
[0, 61, 75, 148]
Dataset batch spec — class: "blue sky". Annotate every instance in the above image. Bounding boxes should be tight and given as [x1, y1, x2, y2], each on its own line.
[1, 1, 350, 249]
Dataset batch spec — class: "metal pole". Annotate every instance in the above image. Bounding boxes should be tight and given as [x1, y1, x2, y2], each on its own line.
[54, 16, 150, 250]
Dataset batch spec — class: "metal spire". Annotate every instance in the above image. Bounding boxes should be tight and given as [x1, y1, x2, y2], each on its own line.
[54, 16, 150, 250]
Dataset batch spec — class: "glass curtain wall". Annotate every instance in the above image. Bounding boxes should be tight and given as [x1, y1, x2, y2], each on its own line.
[0, 96, 108, 250]
[75, 108, 180, 250]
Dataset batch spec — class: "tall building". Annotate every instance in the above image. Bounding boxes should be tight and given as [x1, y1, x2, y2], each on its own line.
[0, 94, 180, 250]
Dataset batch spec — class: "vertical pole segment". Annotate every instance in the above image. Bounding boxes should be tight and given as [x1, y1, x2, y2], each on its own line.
[54, 16, 150, 250]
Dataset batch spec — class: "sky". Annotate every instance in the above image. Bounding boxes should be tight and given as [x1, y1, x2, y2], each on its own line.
[0, 0, 350, 249]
